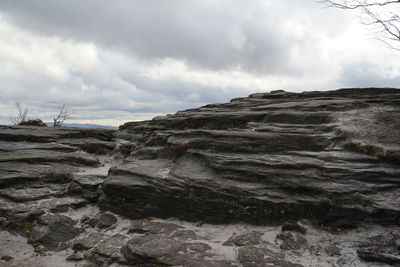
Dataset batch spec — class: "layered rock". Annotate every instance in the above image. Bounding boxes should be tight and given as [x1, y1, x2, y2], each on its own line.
[100, 88, 400, 226]
[0, 126, 115, 228]
[0, 88, 400, 267]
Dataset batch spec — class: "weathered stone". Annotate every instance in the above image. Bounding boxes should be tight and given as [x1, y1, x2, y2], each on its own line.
[83, 250, 112, 266]
[121, 234, 235, 267]
[67, 181, 86, 195]
[0, 149, 99, 166]
[223, 231, 264, 246]
[186, 242, 211, 253]
[78, 141, 115, 155]
[0, 184, 66, 202]
[128, 219, 183, 235]
[81, 215, 96, 227]
[171, 229, 197, 240]
[122, 234, 187, 262]
[0, 255, 13, 262]
[73, 232, 106, 251]
[100, 88, 400, 226]
[325, 244, 341, 256]
[118, 143, 133, 156]
[66, 252, 84, 261]
[72, 175, 104, 191]
[93, 234, 127, 257]
[28, 214, 82, 251]
[357, 247, 400, 265]
[94, 212, 117, 228]
[0, 217, 8, 227]
[0, 162, 76, 187]
[1, 205, 44, 226]
[238, 246, 303, 267]
[0, 125, 114, 143]
[277, 231, 308, 251]
[282, 221, 306, 234]
[110, 251, 130, 265]
[45, 197, 88, 212]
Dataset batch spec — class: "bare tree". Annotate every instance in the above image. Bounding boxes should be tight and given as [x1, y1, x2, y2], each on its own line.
[10, 102, 28, 125]
[53, 104, 70, 127]
[320, 0, 400, 50]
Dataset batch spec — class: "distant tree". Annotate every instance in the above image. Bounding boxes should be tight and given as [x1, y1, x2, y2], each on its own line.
[320, 0, 400, 50]
[10, 102, 28, 125]
[10, 102, 47, 127]
[53, 104, 70, 127]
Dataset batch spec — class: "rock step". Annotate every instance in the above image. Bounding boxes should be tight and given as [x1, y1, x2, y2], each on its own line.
[103, 88, 400, 226]
[0, 162, 76, 188]
[0, 149, 99, 166]
[0, 126, 114, 143]
[0, 184, 67, 202]
[101, 154, 400, 225]
[166, 132, 332, 153]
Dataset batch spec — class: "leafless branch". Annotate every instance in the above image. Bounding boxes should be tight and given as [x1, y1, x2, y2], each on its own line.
[320, 0, 400, 50]
[10, 102, 28, 125]
[53, 104, 70, 127]
[321, 0, 400, 9]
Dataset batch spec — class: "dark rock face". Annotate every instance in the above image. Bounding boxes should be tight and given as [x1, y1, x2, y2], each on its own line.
[128, 219, 183, 235]
[1, 88, 400, 266]
[0, 126, 114, 228]
[238, 246, 304, 267]
[0, 125, 115, 262]
[357, 247, 400, 265]
[94, 212, 118, 228]
[356, 232, 400, 266]
[282, 221, 307, 234]
[101, 88, 400, 226]
[276, 231, 308, 251]
[28, 213, 82, 251]
[73, 232, 106, 251]
[223, 231, 264, 246]
[121, 234, 236, 267]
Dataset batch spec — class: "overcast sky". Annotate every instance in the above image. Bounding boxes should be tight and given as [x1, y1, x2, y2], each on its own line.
[0, 0, 399, 126]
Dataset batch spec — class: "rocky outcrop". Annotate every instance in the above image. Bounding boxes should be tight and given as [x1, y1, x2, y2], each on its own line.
[0, 126, 115, 229]
[100, 88, 400, 227]
[0, 88, 400, 266]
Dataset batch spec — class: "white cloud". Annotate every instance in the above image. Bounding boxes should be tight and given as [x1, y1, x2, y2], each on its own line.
[0, 17, 99, 83]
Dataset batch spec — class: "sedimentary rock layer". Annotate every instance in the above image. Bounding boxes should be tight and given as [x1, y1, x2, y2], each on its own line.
[100, 88, 400, 226]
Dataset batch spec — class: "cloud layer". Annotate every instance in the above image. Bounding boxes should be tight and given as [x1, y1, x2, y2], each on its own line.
[0, 0, 399, 126]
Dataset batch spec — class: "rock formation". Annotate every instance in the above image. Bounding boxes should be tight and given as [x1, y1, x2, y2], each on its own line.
[103, 88, 400, 226]
[0, 88, 399, 266]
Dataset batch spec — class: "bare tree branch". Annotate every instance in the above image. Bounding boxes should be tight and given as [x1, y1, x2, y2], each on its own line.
[53, 104, 70, 127]
[320, 0, 400, 50]
[10, 102, 28, 125]
[321, 0, 400, 9]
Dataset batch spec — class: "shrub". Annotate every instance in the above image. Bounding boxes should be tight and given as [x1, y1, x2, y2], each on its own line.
[18, 119, 47, 127]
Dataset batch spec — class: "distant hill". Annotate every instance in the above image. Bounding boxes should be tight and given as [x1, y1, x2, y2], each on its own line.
[47, 123, 118, 129]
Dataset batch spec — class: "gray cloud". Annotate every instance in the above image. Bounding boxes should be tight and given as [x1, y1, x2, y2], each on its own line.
[0, 0, 399, 126]
[341, 62, 400, 88]
[0, 0, 344, 74]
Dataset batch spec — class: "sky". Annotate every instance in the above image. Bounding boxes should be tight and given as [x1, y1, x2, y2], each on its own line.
[0, 0, 399, 126]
